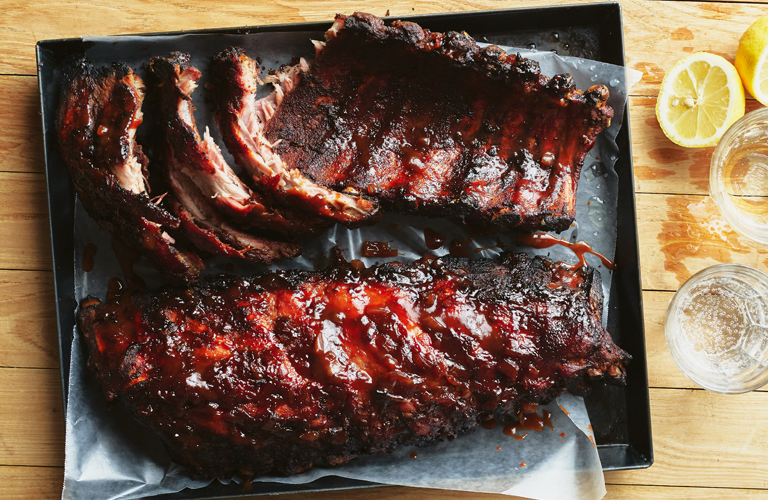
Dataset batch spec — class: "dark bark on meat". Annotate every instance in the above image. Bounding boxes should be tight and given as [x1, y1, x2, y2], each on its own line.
[56, 59, 204, 282]
[79, 251, 629, 478]
[225, 13, 613, 232]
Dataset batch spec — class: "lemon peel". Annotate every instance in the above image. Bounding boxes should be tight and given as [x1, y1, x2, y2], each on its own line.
[735, 15, 768, 105]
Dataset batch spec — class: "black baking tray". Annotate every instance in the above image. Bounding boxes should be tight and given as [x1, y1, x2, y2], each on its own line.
[37, 2, 652, 498]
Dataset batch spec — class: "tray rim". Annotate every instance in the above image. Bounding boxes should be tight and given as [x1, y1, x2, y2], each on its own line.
[37, 2, 625, 45]
[36, 3, 652, 498]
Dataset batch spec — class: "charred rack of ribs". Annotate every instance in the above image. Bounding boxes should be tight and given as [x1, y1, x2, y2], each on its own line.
[79, 251, 629, 478]
[56, 61, 204, 282]
[209, 12, 614, 233]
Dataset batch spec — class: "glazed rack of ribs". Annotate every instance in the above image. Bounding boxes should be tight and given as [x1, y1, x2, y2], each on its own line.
[209, 12, 614, 233]
[78, 251, 629, 478]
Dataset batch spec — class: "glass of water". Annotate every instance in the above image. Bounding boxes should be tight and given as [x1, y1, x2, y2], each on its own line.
[665, 264, 768, 393]
[710, 107, 768, 245]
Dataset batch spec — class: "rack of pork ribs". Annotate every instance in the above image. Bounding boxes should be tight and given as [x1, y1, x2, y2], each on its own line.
[79, 251, 629, 478]
[58, 12, 625, 479]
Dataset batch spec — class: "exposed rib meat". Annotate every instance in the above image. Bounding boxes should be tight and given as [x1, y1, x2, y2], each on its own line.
[79, 251, 629, 478]
[167, 168, 300, 263]
[208, 47, 381, 227]
[233, 13, 613, 232]
[93, 66, 147, 195]
[147, 53, 305, 264]
[56, 60, 203, 282]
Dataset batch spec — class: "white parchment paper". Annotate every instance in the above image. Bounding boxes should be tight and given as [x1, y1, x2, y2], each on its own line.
[61, 29, 641, 500]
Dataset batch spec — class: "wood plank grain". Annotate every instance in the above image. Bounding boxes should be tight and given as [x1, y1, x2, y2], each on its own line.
[0, 75, 43, 174]
[604, 484, 768, 499]
[622, 1, 765, 96]
[605, 388, 768, 490]
[0, 367, 64, 467]
[0, 270, 58, 369]
[2, 0, 767, 98]
[643, 290, 683, 389]
[0, 0, 478, 74]
[1, 466, 63, 500]
[3, 468, 768, 500]
[631, 97, 765, 196]
[0, 172, 52, 271]
[636, 192, 768, 291]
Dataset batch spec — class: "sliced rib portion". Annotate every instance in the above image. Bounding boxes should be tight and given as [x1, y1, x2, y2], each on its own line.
[208, 47, 380, 227]
[168, 173, 299, 264]
[79, 251, 629, 478]
[229, 13, 613, 232]
[147, 53, 302, 264]
[57, 60, 203, 282]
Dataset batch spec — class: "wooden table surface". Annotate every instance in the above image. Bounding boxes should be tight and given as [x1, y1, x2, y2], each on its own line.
[3, 0, 768, 498]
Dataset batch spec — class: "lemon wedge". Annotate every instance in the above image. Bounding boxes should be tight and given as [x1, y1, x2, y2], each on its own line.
[735, 15, 768, 105]
[656, 52, 745, 148]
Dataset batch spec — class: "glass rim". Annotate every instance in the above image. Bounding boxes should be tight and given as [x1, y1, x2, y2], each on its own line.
[665, 264, 768, 394]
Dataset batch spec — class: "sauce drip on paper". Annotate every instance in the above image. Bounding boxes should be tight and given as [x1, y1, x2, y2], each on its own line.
[516, 232, 615, 270]
[449, 237, 472, 258]
[486, 405, 556, 440]
[82, 243, 98, 272]
[111, 235, 146, 290]
[424, 227, 446, 249]
[362, 241, 398, 257]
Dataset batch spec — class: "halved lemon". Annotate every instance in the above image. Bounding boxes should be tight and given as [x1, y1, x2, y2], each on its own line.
[735, 15, 768, 105]
[656, 52, 746, 148]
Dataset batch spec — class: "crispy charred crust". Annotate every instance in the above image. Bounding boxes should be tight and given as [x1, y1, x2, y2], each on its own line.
[208, 47, 251, 126]
[336, 13, 600, 103]
[79, 252, 629, 478]
[147, 53, 305, 264]
[56, 59, 203, 282]
[208, 47, 381, 227]
[258, 12, 613, 232]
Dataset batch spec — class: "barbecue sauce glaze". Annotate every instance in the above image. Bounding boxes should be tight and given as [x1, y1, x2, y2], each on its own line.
[79, 252, 627, 478]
